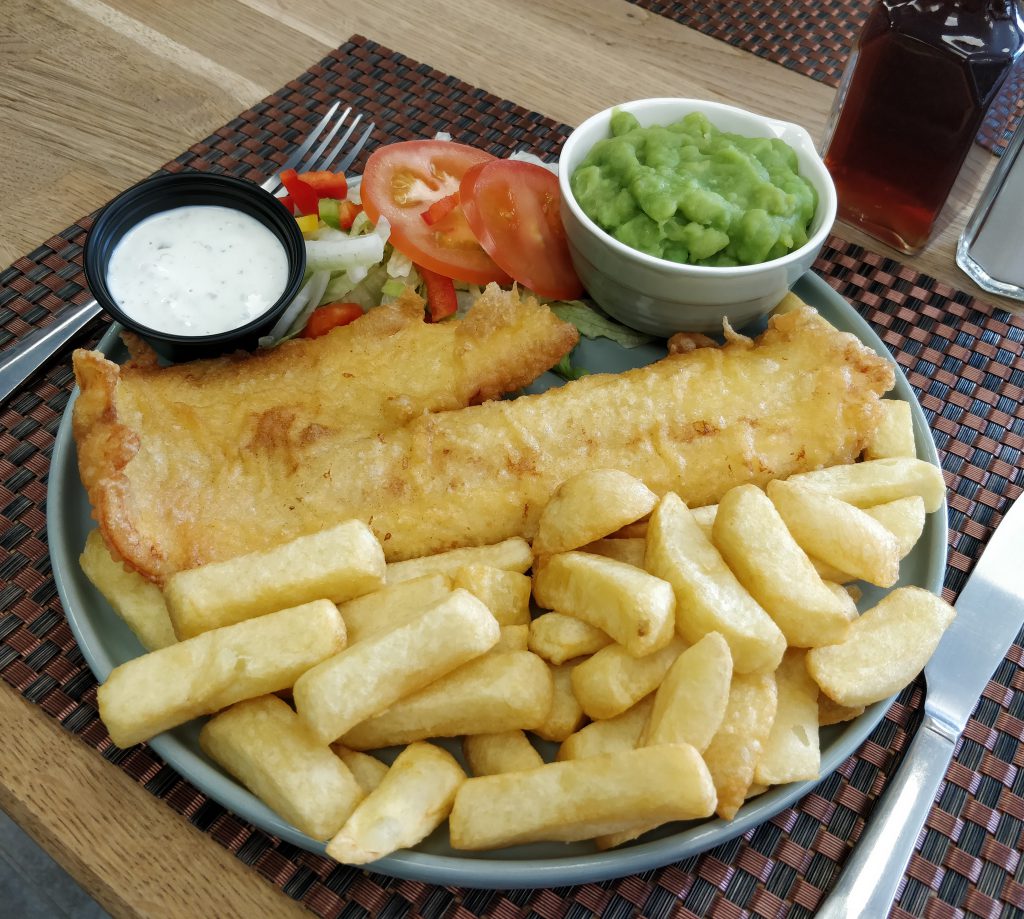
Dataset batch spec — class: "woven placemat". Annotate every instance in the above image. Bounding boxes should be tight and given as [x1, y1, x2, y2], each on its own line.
[2, 35, 1023, 919]
[627, 0, 1023, 157]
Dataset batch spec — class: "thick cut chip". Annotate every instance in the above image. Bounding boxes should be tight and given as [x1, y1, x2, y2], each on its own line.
[533, 663, 587, 742]
[200, 696, 364, 840]
[494, 625, 529, 652]
[98, 600, 346, 748]
[386, 539, 532, 585]
[331, 748, 390, 794]
[806, 587, 956, 707]
[767, 481, 901, 588]
[640, 632, 732, 753]
[450, 744, 716, 849]
[293, 589, 499, 743]
[645, 493, 786, 674]
[463, 730, 545, 776]
[338, 574, 451, 644]
[452, 565, 532, 625]
[703, 671, 778, 820]
[165, 520, 385, 639]
[557, 696, 654, 761]
[712, 485, 852, 647]
[784, 457, 945, 513]
[571, 636, 687, 720]
[528, 612, 612, 665]
[754, 650, 820, 785]
[864, 400, 916, 460]
[326, 742, 465, 864]
[341, 651, 554, 750]
[580, 538, 647, 569]
[80, 530, 176, 650]
[818, 695, 865, 726]
[865, 496, 927, 558]
[533, 552, 675, 658]
[533, 469, 657, 556]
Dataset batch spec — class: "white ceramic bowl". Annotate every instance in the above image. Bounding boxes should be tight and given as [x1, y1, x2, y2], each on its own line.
[558, 98, 837, 336]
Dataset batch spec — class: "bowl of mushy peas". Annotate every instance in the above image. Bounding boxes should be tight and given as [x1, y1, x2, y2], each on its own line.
[559, 98, 837, 336]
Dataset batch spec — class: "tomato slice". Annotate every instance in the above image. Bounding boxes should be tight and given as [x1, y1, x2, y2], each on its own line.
[460, 160, 583, 300]
[360, 141, 512, 285]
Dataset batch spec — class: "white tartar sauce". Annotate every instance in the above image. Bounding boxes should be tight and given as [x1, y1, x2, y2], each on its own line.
[106, 205, 289, 335]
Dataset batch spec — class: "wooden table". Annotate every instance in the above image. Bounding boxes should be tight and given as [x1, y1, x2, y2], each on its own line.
[0, 2, 1018, 916]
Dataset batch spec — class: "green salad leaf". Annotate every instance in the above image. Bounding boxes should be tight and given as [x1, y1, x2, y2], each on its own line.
[548, 301, 654, 349]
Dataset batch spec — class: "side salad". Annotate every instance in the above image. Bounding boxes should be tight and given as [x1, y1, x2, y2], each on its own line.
[261, 136, 653, 371]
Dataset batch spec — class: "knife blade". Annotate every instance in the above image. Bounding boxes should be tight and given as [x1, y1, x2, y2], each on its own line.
[817, 494, 1024, 919]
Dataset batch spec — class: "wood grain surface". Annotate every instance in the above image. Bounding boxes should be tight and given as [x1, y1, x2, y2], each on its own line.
[0, 1, 1019, 917]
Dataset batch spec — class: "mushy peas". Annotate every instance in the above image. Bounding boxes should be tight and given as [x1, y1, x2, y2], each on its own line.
[569, 110, 817, 266]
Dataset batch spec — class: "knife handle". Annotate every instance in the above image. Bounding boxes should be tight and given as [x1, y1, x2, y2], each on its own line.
[815, 713, 956, 919]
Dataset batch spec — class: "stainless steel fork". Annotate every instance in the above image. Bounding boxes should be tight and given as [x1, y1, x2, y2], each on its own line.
[0, 102, 375, 405]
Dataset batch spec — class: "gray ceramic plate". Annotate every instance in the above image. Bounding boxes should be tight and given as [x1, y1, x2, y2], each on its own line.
[48, 270, 946, 889]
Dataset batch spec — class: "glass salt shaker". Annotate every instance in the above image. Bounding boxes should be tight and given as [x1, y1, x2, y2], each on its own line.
[957, 116, 1024, 299]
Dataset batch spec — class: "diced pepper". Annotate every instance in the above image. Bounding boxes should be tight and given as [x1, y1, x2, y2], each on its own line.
[418, 265, 458, 322]
[295, 213, 319, 235]
[336, 200, 362, 230]
[319, 198, 342, 229]
[299, 170, 348, 200]
[280, 169, 320, 216]
[421, 192, 459, 226]
[302, 302, 365, 338]
[277, 195, 295, 214]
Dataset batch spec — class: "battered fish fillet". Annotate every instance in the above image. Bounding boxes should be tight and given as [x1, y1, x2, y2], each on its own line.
[77, 303, 894, 582]
[73, 285, 577, 577]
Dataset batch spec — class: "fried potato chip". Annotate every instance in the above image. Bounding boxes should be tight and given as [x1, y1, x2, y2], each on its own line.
[449, 744, 716, 849]
[611, 519, 649, 540]
[342, 651, 553, 750]
[338, 574, 451, 644]
[556, 696, 654, 761]
[865, 496, 927, 557]
[571, 636, 687, 720]
[640, 632, 732, 753]
[754, 650, 820, 785]
[533, 469, 657, 556]
[702, 671, 778, 820]
[326, 742, 465, 865]
[200, 696, 364, 840]
[533, 663, 586, 742]
[494, 624, 529, 652]
[452, 565, 532, 625]
[784, 457, 945, 513]
[689, 504, 717, 539]
[463, 730, 544, 776]
[863, 399, 916, 460]
[818, 695, 865, 726]
[528, 612, 612, 665]
[165, 520, 385, 639]
[645, 493, 786, 674]
[331, 747, 390, 794]
[533, 551, 675, 658]
[385, 538, 532, 585]
[806, 586, 956, 707]
[80, 530, 176, 650]
[712, 485, 853, 647]
[98, 600, 346, 748]
[294, 589, 499, 743]
[767, 480, 901, 588]
[580, 538, 647, 569]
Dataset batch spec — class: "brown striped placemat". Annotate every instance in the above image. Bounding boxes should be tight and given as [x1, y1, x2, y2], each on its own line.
[2, 34, 1023, 919]
[627, 0, 1023, 156]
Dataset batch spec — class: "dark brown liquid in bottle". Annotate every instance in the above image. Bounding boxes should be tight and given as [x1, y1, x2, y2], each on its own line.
[824, 1, 1022, 253]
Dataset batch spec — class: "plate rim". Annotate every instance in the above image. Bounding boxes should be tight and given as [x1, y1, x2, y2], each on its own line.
[47, 269, 947, 888]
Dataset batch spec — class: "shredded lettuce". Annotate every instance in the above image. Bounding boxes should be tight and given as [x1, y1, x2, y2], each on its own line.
[548, 301, 654, 349]
[259, 269, 331, 347]
[552, 353, 590, 381]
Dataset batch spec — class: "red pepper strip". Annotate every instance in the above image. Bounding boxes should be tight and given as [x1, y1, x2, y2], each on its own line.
[421, 192, 459, 226]
[337, 200, 362, 230]
[279, 169, 320, 216]
[277, 195, 294, 214]
[299, 170, 348, 200]
[302, 302, 364, 338]
[418, 265, 459, 322]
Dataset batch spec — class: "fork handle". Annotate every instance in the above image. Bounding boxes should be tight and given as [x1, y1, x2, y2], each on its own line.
[0, 298, 103, 405]
[815, 714, 956, 919]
